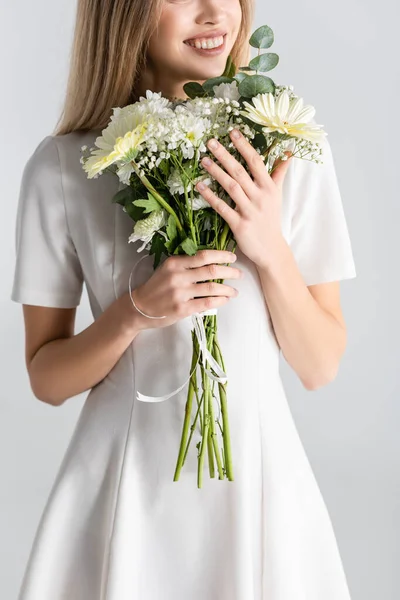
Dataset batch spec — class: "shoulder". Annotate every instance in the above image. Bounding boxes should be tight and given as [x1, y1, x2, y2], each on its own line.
[22, 129, 106, 207]
[25, 129, 102, 180]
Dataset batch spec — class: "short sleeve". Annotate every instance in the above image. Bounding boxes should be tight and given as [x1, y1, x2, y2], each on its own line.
[10, 135, 84, 308]
[288, 134, 357, 286]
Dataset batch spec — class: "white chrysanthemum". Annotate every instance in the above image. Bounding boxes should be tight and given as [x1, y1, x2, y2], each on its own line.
[179, 112, 212, 159]
[240, 89, 326, 143]
[166, 168, 212, 206]
[111, 92, 172, 123]
[213, 81, 240, 101]
[128, 210, 168, 252]
[191, 195, 211, 210]
[166, 168, 186, 196]
[137, 90, 172, 114]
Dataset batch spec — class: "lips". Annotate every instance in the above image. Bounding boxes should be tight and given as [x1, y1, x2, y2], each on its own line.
[184, 30, 227, 43]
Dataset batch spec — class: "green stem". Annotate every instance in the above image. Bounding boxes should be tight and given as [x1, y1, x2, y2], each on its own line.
[207, 371, 225, 479]
[213, 319, 234, 481]
[173, 332, 201, 481]
[130, 160, 184, 233]
[198, 361, 211, 489]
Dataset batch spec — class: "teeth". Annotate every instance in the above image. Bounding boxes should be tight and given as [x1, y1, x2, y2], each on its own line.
[185, 36, 224, 50]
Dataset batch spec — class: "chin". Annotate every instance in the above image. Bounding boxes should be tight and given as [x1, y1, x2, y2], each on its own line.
[185, 62, 227, 81]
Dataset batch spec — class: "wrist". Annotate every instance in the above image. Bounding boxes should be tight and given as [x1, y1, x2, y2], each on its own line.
[255, 233, 289, 273]
[117, 290, 145, 337]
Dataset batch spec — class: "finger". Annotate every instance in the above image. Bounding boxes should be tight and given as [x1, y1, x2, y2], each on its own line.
[205, 137, 257, 198]
[189, 281, 238, 299]
[195, 181, 241, 230]
[200, 155, 250, 214]
[270, 151, 293, 189]
[187, 264, 243, 283]
[228, 129, 270, 188]
[184, 294, 231, 317]
[166, 249, 236, 270]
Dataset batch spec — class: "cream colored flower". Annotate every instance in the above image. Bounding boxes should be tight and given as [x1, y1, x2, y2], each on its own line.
[82, 110, 149, 179]
[240, 90, 326, 143]
[128, 210, 168, 252]
[213, 81, 240, 102]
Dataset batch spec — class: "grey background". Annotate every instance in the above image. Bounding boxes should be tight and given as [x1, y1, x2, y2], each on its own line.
[1, 1, 398, 598]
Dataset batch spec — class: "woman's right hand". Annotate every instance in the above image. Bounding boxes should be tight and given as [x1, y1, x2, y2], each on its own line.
[128, 249, 244, 331]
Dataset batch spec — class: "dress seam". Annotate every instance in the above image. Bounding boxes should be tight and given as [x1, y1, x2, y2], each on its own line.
[101, 203, 137, 599]
[257, 321, 265, 599]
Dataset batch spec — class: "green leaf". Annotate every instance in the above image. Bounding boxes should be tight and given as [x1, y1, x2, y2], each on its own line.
[183, 81, 207, 99]
[149, 233, 167, 269]
[165, 214, 180, 253]
[202, 76, 235, 94]
[238, 74, 275, 98]
[249, 25, 274, 49]
[221, 55, 233, 77]
[253, 132, 269, 154]
[175, 237, 198, 256]
[111, 185, 135, 206]
[248, 53, 279, 73]
[227, 59, 237, 79]
[133, 192, 162, 214]
[158, 158, 170, 178]
[166, 213, 177, 242]
[233, 72, 248, 85]
[124, 202, 144, 221]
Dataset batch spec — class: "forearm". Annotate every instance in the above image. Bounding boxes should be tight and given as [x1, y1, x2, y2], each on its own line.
[256, 235, 346, 390]
[30, 292, 140, 406]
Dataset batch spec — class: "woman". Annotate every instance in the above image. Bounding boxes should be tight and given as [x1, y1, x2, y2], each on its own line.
[11, 0, 357, 598]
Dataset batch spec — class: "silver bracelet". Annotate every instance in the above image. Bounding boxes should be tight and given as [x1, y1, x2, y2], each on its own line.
[128, 253, 167, 320]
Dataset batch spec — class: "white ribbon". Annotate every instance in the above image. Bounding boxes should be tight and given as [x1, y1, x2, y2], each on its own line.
[128, 253, 228, 403]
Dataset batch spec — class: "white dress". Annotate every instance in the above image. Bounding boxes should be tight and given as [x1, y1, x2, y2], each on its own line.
[11, 129, 357, 600]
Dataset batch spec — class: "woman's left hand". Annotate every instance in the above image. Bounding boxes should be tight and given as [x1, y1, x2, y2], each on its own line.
[196, 128, 293, 270]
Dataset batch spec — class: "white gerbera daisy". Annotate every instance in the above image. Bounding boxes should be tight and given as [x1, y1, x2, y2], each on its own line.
[82, 107, 151, 179]
[240, 89, 326, 143]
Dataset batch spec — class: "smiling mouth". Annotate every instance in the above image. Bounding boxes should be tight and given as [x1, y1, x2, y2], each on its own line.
[183, 34, 227, 54]
[184, 34, 226, 50]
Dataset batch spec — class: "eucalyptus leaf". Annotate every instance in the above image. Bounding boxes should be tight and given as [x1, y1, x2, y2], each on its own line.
[238, 74, 275, 98]
[249, 53, 279, 73]
[249, 25, 274, 49]
[183, 81, 206, 99]
[203, 76, 234, 93]
[233, 72, 248, 85]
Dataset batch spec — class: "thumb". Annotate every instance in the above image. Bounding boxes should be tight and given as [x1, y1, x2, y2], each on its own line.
[270, 151, 293, 189]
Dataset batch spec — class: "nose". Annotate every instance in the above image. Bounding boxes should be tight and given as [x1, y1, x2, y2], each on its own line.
[195, 0, 227, 23]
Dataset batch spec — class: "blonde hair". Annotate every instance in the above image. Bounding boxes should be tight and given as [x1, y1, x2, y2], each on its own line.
[53, 0, 255, 136]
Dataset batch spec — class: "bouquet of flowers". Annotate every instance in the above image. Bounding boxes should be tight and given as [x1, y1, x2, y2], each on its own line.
[81, 23, 326, 488]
